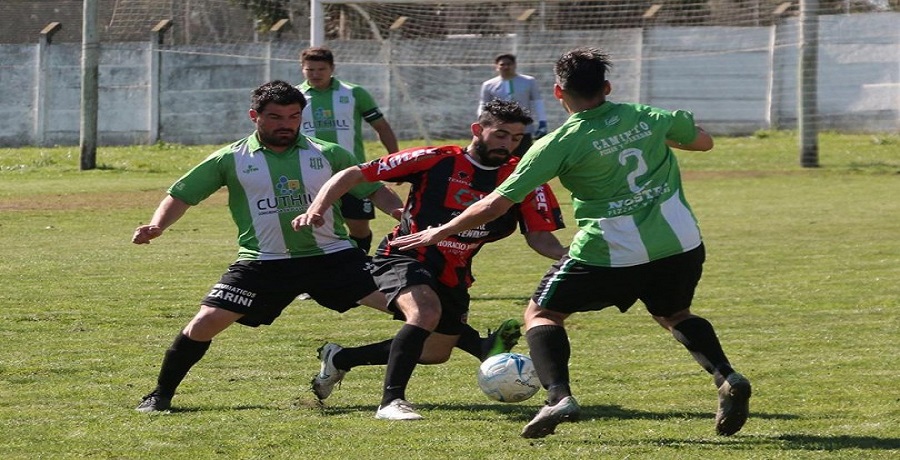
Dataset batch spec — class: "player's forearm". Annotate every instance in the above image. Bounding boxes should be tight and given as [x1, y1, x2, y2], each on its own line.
[435, 192, 513, 239]
[379, 132, 399, 154]
[524, 231, 568, 260]
[369, 185, 404, 220]
[668, 127, 714, 151]
[150, 195, 191, 230]
[308, 167, 365, 216]
[372, 119, 399, 153]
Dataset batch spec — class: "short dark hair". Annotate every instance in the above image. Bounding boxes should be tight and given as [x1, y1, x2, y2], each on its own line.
[300, 47, 335, 66]
[554, 47, 612, 100]
[251, 80, 306, 113]
[494, 53, 516, 64]
[478, 100, 533, 127]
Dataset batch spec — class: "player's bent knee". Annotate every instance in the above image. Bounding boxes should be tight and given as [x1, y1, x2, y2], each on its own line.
[183, 305, 241, 341]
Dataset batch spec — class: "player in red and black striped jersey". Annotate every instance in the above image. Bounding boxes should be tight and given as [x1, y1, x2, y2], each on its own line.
[361, 144, 563, 290]
[292, 100, 567, 420]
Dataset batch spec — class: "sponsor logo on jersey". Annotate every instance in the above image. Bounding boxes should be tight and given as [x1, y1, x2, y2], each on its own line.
[374, 148, 434, 174]
[448, 170, 470, 186]
[606, 182, 671, 217]
[255, 175, 315, 215]
[533, 185, 550, 212]
[307, 107, 351, 131]
[453, 188, 484, 208]
[436, 239, 481, 251]
[243, 164, 259, 174]
[457, 228, 490, 238]
[592, 121, 653, 156]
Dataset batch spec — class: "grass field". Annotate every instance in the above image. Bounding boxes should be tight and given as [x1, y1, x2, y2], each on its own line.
[1, 131, 898, 459]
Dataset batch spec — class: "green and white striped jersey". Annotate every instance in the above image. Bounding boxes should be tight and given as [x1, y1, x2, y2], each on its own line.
[297, 78, 384, 163]
[168, 133, 382, 260]
[495, 102, 703, 267]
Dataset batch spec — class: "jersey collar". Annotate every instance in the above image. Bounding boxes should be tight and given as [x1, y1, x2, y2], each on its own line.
[248, 132, 310, 153]
[570, 101, 615, 121]
[299, 77, 340, 92]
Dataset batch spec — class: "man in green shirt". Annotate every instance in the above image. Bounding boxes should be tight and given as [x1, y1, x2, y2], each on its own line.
[392, 48, 751, 439]
[131, 80, 403, 413]
[298, 47, 399, 253]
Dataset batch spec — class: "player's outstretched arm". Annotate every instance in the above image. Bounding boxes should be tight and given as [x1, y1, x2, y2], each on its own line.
[524, 231, 568, 260]
[132, 195, 191, 244]
[291, 167, 366, 230]
[369, 185, 404, 221]
[390, 191, 515, 250]
[667, 126, 714, 151]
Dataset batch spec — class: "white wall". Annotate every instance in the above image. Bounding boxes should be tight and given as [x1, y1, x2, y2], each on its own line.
[1, 12, 896, 147]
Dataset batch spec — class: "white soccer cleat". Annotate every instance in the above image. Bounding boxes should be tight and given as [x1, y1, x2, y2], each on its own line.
[375, 399, 424, 420]
[521, 396, 581, 438]
[311, 343, 347, 401]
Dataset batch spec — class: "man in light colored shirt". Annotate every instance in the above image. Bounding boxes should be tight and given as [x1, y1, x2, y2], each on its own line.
[478, 53, 548, 157]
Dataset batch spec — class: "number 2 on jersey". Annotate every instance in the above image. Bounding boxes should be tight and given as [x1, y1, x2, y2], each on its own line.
[618, 148, 648, 193]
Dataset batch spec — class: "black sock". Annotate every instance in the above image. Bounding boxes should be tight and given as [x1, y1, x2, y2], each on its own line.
[154, 332, 211, 398]
[350, 232, 373, 254]
[333, 339, 392, 371]
[454, 323, 483, 360]
[380, 324, 430, 407]
[526, 325, 572, 405]
[671, 316, 734, 387]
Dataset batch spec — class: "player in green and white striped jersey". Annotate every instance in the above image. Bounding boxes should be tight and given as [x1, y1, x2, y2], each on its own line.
[392, 48, 751, 439]
[131, 81, 403, 414]
[298, 47, 399, 254]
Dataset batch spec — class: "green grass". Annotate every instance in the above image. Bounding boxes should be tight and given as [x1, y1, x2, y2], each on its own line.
[1, 132, 898, 459]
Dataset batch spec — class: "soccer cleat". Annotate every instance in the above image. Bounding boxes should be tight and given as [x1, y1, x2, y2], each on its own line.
[481, 318, 524, 360]
[375, 399, 424, 420]
[520, 396, 581, 438]
[135, 392, 171, 413]
[311, 343, 347, 401]
[716, 372, 752, 436]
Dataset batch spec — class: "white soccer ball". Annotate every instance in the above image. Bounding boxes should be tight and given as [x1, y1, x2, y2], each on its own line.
[477, 352, 540, 403]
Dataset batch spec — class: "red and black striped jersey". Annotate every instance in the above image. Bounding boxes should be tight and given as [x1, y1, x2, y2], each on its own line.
[359, 145, 564, 289]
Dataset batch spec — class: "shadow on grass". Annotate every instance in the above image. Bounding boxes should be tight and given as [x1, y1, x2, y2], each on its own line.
[651, 434, 900, 451]
[156, 402, 900, 450]
[775, 434, 900, 451]
[313, 401, 797, 424]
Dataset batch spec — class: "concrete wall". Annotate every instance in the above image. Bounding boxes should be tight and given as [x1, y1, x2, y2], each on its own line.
[1, 12, 896, 147]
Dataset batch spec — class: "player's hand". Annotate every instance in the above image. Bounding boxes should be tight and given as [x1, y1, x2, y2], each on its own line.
[132, 225, 163, 244]
[534, 121, 548, 139]
[390, 208, 404, 221]
[292, 212, 325, 230]
[388, 227, 444, 250]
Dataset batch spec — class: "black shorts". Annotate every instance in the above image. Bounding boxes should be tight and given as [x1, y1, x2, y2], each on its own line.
[369, 254, 471, 335]
[202, 249, 377, 327]
[340, 193, 375, 220]
[532, 244, 705, 317]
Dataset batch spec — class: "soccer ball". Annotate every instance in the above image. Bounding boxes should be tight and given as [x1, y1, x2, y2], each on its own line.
[477, 352, 540, 403]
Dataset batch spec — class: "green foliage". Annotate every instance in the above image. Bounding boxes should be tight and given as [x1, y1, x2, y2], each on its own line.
[0, 133, 898, 458]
